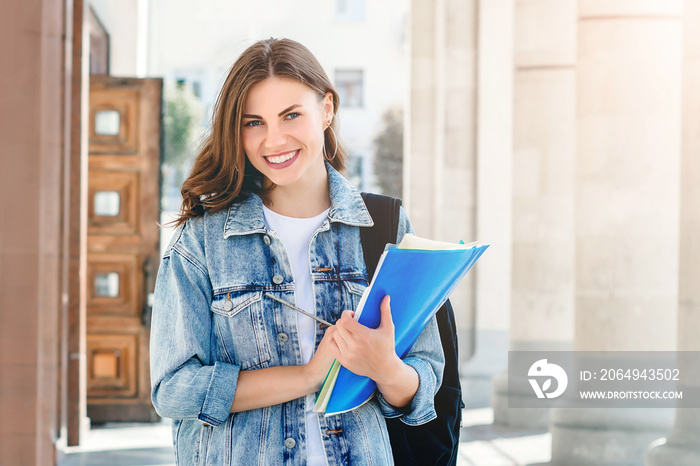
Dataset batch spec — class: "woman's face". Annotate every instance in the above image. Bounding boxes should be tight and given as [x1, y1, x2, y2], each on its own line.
[241, 77, 333, 191]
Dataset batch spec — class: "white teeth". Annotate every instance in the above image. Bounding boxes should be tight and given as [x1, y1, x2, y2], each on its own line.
[266, 151, 297, 164]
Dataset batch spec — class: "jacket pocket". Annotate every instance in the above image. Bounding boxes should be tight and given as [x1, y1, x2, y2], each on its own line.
[211, 290, 272, 370]
[341, 280, 368, 313]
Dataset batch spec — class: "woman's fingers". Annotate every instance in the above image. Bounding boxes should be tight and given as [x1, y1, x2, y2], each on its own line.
[378, 295, 394, 334]
[327, 298, 401, 381]
[333, 310, 356, 344]
[332, 324, 350, 355]
[318, 325, 336, 349]
[307, 326, 340, 385]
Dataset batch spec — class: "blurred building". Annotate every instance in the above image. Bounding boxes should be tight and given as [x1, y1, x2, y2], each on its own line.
[410, 1, 700, 466]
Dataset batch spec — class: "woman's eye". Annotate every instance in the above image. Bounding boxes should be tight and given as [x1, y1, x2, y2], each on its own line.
[285, 112, 300, 120]
[244, 120, 261, 127]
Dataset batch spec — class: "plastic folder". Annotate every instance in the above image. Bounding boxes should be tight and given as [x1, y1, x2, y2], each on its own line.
[313, 234, 489, 416]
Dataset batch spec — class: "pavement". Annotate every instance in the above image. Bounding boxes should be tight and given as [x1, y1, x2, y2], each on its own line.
[57, 407, 551, 466]
[458, 408, 551, 466]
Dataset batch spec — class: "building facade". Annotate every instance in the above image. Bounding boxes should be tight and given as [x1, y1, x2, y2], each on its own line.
[2, 0, 699, 464]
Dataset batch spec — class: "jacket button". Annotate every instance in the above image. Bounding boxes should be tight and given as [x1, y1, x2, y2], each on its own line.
[272, 274, 284, 285]
[263, 235, 271, 246]
[277, 332, 289, 343]
[284, 437, 296, 449]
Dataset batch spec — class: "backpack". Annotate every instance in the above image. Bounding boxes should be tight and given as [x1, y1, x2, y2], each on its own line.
[360, 192, 463, 466]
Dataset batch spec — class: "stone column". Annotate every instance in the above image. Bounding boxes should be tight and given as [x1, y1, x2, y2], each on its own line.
[0, 0, 66, 464]
[408, 0, 478, 367]
[549, 1, 683, 464]
[491, 0, 577, 428]
[463, 0, 514, 409]
[645, 1, 700, 463]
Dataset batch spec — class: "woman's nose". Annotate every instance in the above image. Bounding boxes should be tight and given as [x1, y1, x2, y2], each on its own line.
[264, 124, 287, 149]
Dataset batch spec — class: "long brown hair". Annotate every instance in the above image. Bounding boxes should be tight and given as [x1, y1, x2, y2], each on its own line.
[170, 38, 347, 227]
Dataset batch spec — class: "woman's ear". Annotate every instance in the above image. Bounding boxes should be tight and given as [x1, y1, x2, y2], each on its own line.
[323, 92, 334, 125]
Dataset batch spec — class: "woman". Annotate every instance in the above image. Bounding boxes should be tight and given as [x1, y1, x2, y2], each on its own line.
[150, 38, 444, 465]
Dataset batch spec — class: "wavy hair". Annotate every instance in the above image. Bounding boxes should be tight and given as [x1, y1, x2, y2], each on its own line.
[170, 38, 346, 227]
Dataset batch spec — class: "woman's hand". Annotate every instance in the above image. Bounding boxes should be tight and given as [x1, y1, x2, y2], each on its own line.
[330, 295, 398, 382]
[304, 325, 338, 390]
[232, 326, 338, 413]
[330, 295, 419, 409]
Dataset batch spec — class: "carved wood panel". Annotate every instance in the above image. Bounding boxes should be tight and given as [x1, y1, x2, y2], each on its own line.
[87, 253, 139, 317]
[88, 170, 139, 235]
[87, 333, 138, 398]
[87, 76, 161, 422]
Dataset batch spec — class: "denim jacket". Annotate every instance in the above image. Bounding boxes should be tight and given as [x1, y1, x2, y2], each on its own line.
[150, 163, 445, 465]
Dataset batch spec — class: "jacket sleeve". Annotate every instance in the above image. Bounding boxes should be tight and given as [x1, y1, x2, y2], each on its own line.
[149, 223, 239, 427]
[375, 206, 445, 425]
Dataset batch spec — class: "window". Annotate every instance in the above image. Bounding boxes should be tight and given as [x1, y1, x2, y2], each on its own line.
[346, 153, 364, 190]
[335, 70, 364, 108]
[191, 81, 202, 99]
[335, 0, 365, 21]
[95, 272, 120, 298]
[94, 191, 120, 217]
[175, 78, 202, 99]
[94, 110, 120, 136]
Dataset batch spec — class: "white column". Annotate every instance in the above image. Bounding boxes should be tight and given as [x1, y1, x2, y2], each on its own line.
[407, 0, 479, 369]
[645, 1, 700, 463]
[463, 0, 515, 409]
[491, 0, 576, 428]
[550, 1, 682, 463]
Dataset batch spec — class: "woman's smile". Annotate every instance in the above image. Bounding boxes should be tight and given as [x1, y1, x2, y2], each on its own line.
[264, 149, 300, 168]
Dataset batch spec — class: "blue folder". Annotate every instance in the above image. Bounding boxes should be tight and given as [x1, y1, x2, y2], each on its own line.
[320, 242, 489, 415]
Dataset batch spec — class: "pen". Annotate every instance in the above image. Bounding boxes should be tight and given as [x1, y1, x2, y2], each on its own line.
[264, 292, 334, 328]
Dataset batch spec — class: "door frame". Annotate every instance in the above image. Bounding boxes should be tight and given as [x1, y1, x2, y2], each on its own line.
[62, 0, 89, 447]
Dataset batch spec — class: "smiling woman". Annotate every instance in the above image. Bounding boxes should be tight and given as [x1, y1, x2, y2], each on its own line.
[150, 38, 444, 466]
[169, 38, 346, 225]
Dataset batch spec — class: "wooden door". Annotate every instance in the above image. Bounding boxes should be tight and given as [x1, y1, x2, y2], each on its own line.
[87, 76, 162, 422]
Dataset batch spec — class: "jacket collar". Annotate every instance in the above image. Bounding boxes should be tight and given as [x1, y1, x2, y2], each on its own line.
[223, 162, 374, 237]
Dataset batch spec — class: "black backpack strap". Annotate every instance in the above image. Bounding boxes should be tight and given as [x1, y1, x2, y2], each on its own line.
[359, 192, 401, 279]
[359, 191, 462, 466]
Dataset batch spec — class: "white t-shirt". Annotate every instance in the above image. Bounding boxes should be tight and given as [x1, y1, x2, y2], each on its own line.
[263, 205, 330, 466]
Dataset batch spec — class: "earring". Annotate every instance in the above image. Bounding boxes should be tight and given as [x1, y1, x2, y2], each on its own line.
[323, 125, 338, 161]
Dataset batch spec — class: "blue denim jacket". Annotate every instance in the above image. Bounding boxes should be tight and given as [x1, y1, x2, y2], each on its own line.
[150, 163, 444, 465]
